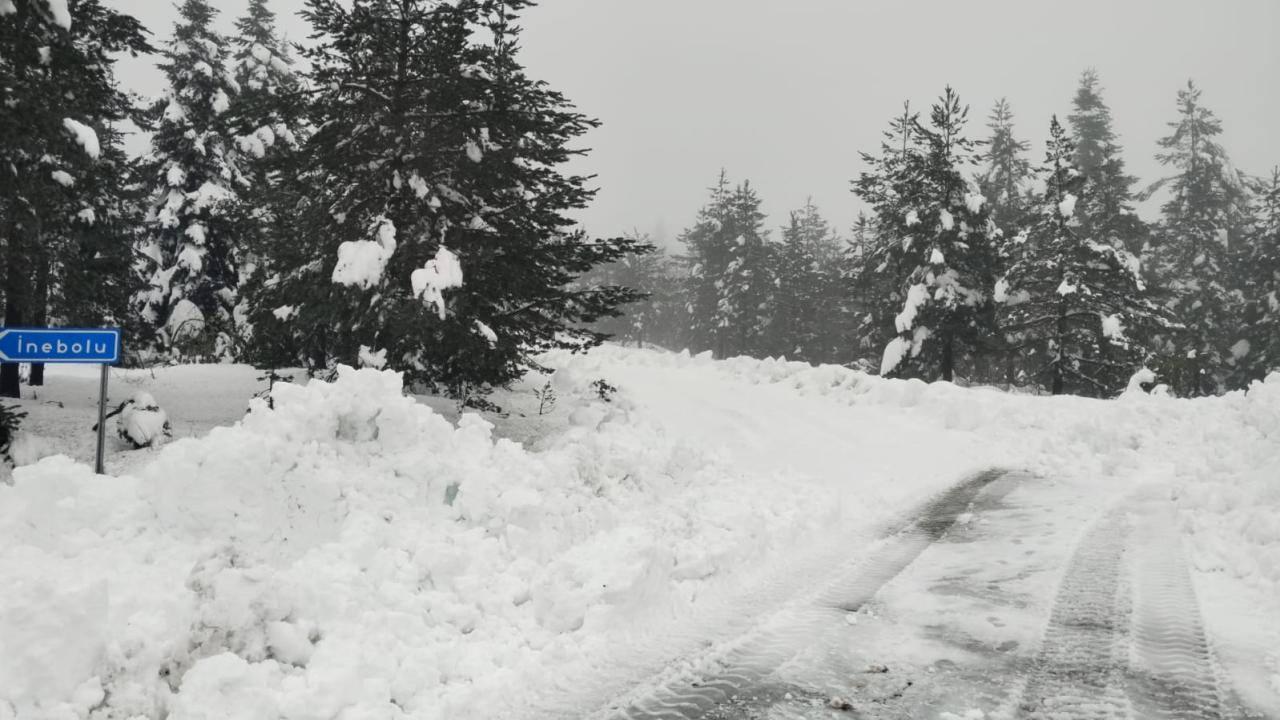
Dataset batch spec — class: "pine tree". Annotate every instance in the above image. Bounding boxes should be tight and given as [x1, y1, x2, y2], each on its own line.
[679, 172, 773, 358]
[857, 88, 998, 381]
[977, 98, 1033, 238]
[576, 233, 682, 349]
[135, 0, 246, 359]
[769, 199, 842, 361]
[998, 117, 1164, 396]
[249, 0, 642, 402]
[1241, 168, 1280, 381]
[0, 0, 151, 397]
[1145, 81, 1253, 395]
[1067, 70, 1147, 256]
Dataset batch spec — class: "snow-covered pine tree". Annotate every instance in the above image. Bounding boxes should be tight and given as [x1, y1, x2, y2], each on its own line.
[1067, 69, 1147, 258]
[679, 172, 774, 358]
[1144, 81, 1254, 395]
[0, 0, 151, 397]
[1239, 168, 1280, 382]
[861, 88, 998, 381]
[849, 103, 920, 369]
[998, 117, 1163, 396]
[135, 0, 246, 359]
[977, 98, 1033, 239]
[769, 199, 842, 361]
[249, 0, 642, 401]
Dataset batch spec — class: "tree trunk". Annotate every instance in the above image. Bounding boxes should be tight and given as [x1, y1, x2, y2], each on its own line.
[1, 227, 31, 399]
[940, 332, 954, 382]
[28, 250, 50, 386]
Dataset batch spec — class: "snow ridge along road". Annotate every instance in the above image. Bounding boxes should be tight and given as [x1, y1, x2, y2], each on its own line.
[596, 469, 1010, 720]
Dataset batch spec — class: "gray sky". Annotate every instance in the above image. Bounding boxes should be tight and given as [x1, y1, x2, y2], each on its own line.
[117, 0, 1280, 246]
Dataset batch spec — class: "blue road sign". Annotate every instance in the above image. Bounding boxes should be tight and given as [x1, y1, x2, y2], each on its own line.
[0, 327, 121, 364]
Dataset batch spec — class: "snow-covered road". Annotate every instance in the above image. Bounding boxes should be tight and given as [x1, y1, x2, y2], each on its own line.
[596, 471, 1262, 719]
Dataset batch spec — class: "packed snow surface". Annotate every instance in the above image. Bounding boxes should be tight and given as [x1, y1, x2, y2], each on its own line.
[1, 345, 1277, 718]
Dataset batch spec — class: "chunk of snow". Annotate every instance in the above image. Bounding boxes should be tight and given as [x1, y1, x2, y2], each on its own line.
[358, 345, 388, 369]
[411, 246, 464, 320]
[1058, 193, 1077, 218]
[177, 246, 203, 273]
[185, 222, 206, 244]
[880, 336, 910, 375]
[1231, 339, 1250, 360]
[964, 192, 985, 214]
[212, 89, 230, 114]
[117, 392, 170, 448]
[938, 209, 954, 230]
[465, 139, 483, 163]
[62, 118, 99, 159]
[474, 320, 497, 347]
[332, 240, 392, 289]
[1056, 280, 1077, 296]
[1124, 367, 1157, 395]
[895, 284, 928, 333]
[0, 0, 16, 16]
[272, 305, 296, 321]
[929, 248, 945, 265]
[50, 170, 74, 187]
[75, 208, 95, 224]
[905, 209, 920, 227]
[166, 298, 204, 343]
[42, 0, 70, 29]
[37, 46, 51, 64]
[1101, 314, 1126, 342]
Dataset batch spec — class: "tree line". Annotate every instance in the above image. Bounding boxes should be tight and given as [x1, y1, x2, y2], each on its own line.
[1, 0, 644, 409]
[584, 72, 1280, 397]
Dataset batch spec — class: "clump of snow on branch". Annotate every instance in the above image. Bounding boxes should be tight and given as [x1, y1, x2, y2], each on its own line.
[474, 320, 497, 347]
[62, 119, 99, 159]
[332, 217, 396, 289]
[411, 246, 464, 320]
[358, 345, 388, 369]
[1057, 193, 1078, 218]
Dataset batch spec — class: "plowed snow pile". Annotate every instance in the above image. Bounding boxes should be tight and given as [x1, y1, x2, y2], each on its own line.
[1, 346, 1277, 718]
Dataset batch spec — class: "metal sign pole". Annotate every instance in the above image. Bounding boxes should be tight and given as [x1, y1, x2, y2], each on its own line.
[95, 362, 108, 474]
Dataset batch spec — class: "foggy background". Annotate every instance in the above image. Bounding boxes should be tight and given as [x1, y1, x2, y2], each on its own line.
[115, 0, 1280, 247]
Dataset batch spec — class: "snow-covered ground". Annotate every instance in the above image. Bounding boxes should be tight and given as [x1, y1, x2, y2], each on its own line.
[1, 346, 1277, 719]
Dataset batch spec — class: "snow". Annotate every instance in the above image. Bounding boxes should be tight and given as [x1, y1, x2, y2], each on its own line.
[894, 283, 928, 333]
[904, 209, 919, 227]
[410, 246, 464, 320]
[75, 208, 95, 224]
[117, 392, 170, 448]
[465, 139, 483, 163]
[62, 118, 99, 159]
[880, 336, 910, 376]
[1057, 192, 1077, 218]
[272, 305, 296, 321]
[42, 0, 70, 29]
[357, 345, 387, 369]
[1056, 279, 1077, 295]
[332, 219, 397, 290]
[50, 169, 74, 187]
[0, 0, 15, 16]
[929, 247, 945, 265]
[166, 297, 205, 342]
[2, 347, 1278, 718]
[474, 320, 497, 347]
[964, 192, 985, 214]
[1231, 339, 1251, 360]
[1101, 313, 1126, 343]
[212, 89, 231, 115]
[938, 209, 954, 230]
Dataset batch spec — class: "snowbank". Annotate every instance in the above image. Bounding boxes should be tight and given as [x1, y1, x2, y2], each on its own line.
[0, 365, 829, 719]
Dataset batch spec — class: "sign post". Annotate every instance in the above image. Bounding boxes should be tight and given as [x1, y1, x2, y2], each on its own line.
[0, 327, 122, 474]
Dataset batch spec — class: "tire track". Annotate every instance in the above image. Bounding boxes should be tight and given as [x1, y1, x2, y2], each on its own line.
[1019, 509, 1132, 720]
[1125, 492, 1230, 720]
[596, 469, 1009, 720]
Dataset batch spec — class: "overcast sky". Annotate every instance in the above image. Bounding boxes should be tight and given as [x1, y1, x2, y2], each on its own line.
[116, 0, 1280, 246]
